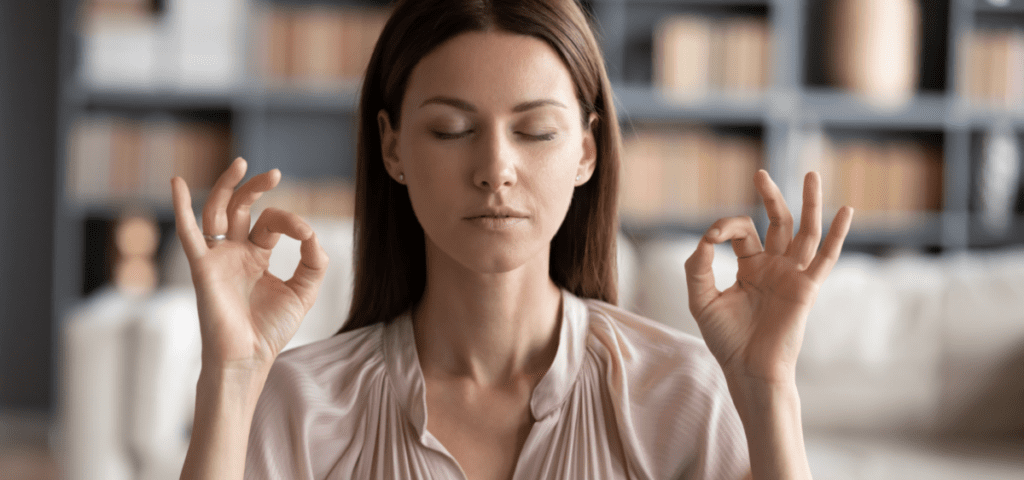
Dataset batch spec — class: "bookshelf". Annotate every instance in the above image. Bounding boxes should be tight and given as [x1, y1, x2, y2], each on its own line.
[52, 0, 1024, 324]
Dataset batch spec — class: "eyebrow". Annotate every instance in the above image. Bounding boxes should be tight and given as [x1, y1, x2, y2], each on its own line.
[419, 96, 568, 113]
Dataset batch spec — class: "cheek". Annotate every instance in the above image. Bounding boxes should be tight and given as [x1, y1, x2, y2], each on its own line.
[400, 138, 461, 195]
[531, 144, 584, 220]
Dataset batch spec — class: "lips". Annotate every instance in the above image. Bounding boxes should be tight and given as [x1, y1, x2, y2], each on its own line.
[464, 206, 529, 219]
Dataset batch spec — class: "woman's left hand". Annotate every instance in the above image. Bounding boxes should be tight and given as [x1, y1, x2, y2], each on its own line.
[684, 170, 854, 386]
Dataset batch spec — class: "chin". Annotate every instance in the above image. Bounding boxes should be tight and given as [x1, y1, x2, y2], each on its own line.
[428, 232, 545, 277]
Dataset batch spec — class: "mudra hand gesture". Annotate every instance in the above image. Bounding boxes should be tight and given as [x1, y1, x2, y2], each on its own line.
[171, 157, 329, 373]
[685, 170, 854, 386]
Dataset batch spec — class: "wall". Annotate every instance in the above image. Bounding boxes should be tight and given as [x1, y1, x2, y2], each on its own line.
[0, 0, 61, 411]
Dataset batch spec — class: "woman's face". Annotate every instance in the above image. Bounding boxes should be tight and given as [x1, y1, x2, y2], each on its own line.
[380, 30, 596, 274]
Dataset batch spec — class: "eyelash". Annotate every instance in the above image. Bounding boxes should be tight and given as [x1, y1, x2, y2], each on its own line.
[432, 131, 470, 140]
[525, 132, 557, 141]
[430, 131, 556, 141]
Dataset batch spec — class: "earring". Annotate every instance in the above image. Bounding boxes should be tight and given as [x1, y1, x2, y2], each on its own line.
[398, 173, 404, 182]
[576, 174, 581, 182]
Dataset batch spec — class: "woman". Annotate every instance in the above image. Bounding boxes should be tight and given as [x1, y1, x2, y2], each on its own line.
[174, 0, 853, 478]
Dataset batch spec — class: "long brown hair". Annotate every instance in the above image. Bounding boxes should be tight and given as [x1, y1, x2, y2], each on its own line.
[340, 0, 621, 333]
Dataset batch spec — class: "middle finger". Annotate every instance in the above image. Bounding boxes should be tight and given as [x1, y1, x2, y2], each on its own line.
[226, 168, 282, 241]
[789, 171, 824, 267]
[202, 157, 247, 237]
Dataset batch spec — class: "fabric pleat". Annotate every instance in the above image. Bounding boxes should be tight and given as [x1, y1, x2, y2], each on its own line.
[245, 290, 750, 479]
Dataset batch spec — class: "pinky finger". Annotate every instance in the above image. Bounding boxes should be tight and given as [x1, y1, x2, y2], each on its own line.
[805, 206, 854, 282]
[171, 177, 207, 260]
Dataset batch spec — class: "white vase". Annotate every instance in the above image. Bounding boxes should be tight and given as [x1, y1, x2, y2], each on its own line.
[829, 0, 922, 109]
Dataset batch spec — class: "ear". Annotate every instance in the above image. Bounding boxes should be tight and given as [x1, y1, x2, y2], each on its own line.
[576, 113, 599, 186]
[378, 110, 404, 184]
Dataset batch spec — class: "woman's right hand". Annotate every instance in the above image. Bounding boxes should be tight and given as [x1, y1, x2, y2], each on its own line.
[171, 157, 329, 374]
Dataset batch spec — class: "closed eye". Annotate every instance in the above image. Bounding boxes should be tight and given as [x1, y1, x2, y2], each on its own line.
[432, 130, 472, 140]
[518, 132, 557, 141]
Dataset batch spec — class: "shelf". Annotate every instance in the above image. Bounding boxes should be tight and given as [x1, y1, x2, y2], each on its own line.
[256, 86, 361, 113]
[621, 211, 949, 248]
[974, 0, 1024, 14]
[839, 211, 945, 247]
[968, 215, 1024, 247]
[588, 0, 771, 5]
[65, 202, 175, 221]
[799, 89, 950, 129]
[963, 107, 1024, 129]
[614, 83, 767, 124]
[619, 208, 764, 240]
[67, 85, 235, 111]
[62, 191, 213, 221]
[67, 83, 363, 114]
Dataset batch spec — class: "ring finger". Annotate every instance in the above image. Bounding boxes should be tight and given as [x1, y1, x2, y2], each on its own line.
[755, 170, 794, 256]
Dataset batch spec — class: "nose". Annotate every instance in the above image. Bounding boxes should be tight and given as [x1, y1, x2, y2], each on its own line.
[473, 128, 517, 191]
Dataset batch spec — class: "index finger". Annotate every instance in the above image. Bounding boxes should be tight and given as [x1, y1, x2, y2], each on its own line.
[171, 177, 207, 260]
[684, 235, 722, 320]
[284, 231, 330, 312]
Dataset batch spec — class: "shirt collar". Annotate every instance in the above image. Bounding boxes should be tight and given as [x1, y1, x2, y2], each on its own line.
[382, 288, 590, 439]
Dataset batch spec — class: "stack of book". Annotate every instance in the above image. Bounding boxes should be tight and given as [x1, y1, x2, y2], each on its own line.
[252, 179, 356, 219]
[960, 28, 1024, 109]
[260, 4, 391, 89]
[67, 116, 232, 205]
[653, 14, 771, 102]
[620, 128, 762, 221]
[79, 0, 246, 91]
[815, 137, 944, 219]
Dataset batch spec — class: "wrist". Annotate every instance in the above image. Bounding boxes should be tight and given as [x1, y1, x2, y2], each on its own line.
[197, 364, 271, 406]
[723, 374, 810, 480]
[723, 369, 799, 421]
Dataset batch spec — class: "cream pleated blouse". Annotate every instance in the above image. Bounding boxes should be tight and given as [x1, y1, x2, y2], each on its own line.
[246, 289, 750, 479]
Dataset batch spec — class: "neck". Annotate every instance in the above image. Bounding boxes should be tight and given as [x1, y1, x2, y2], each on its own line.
[412, 240, 563, 387]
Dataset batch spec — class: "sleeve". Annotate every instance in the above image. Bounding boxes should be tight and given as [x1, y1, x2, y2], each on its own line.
[243, 328, 382, 480]
[244, 360, 317, 480]
[590, 304, 750, 480]
[671, 354, 750, 480]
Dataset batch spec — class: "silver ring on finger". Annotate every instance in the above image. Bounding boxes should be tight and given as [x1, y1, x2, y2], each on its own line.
[204, 234, 227, 243]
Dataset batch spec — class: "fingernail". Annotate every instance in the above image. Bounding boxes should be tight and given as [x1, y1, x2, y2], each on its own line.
[707, 228, 720, 239]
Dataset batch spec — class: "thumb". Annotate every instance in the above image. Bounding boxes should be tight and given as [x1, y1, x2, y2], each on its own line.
[284, 231, 330, 312]
[683, 236, 721, 320]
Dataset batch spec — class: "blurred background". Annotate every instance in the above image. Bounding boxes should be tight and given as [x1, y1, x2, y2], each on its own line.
[2, 0, 1023, 478]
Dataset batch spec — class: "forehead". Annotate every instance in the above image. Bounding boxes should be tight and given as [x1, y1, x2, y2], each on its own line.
[403, 30, 579, 113]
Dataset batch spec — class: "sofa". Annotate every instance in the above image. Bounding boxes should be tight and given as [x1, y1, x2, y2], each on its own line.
[58, 218, 1024, 479]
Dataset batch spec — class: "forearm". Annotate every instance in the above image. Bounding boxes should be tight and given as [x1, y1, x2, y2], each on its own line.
[725, 374, 812, 480]
[180, 366, 269, 480]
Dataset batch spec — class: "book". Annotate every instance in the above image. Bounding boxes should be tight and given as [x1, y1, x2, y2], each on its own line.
[823, 137, 943, 217]
[79, 0, 244, 91]
[292, 6, 347, 88]
[165, 0, 245, 91]
[961, 28, 1024, 109]
[68, 116, 231, 205]
[654, 15, 712, 102]
[621, 132, 666, 219]
[654, 14, 771, 102]
[621, 128, 763, 221]
[259, 3, 390, 87]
